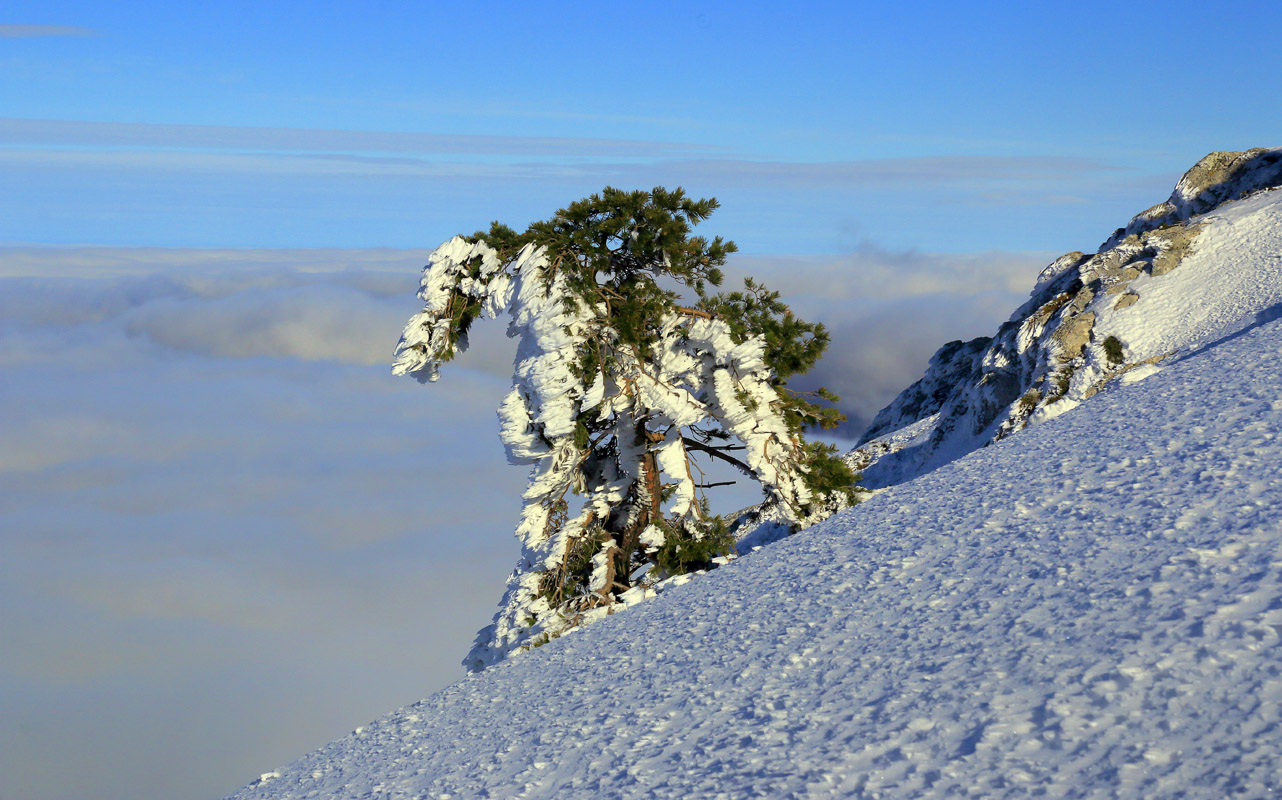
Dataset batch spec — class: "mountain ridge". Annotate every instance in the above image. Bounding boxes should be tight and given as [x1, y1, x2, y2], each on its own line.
[849, 148, 1282, 490]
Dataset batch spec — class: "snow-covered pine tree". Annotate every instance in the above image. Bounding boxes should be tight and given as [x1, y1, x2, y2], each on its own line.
[393, 187, 856, 671]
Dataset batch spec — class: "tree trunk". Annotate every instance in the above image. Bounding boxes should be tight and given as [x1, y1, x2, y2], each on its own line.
[616, 425, 665, 591]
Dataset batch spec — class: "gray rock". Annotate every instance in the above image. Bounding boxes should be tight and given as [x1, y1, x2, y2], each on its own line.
[1101, 148, 1282, 250]
[1114, 292, 1140, 310]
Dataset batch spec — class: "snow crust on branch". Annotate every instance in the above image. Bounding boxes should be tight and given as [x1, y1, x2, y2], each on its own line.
[392, 237, 511, 383]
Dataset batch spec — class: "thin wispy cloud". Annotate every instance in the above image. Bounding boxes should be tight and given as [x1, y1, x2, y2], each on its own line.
[0, 25, 98, 38]
[0, 146, 569, 179]
[0, 141, 1128, 193]
[0, 119, 1165, 255]
[0, 245, 422, 279]
[391, 99, 699, 128]
[0, 117, 714, 158]
[656, 155, 1126, 186]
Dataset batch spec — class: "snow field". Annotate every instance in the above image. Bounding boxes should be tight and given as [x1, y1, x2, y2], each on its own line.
[230, 299, 1282, 799]
[1095, 187, 1282, 364]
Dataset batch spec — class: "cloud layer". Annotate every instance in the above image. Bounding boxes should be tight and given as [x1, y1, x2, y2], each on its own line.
[1, 116, 1168, 255]
[0, 117, 713, 158]
[1, 244, 1047, 433]
[719, 246, 1044, 433]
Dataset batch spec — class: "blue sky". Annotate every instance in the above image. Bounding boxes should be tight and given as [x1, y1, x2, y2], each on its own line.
[4, 0, 1280, 251]
[2, 4, 1281, 800]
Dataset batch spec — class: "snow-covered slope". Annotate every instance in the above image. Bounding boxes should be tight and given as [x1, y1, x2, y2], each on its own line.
[854, 148, 1282, 489]
[228, 285, 1282, 797]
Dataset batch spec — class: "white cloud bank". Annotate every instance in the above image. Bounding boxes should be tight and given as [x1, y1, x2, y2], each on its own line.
[123, 284, 408, 365]
[724, 247, 1047, 433]
[1, 244, 1048, 432]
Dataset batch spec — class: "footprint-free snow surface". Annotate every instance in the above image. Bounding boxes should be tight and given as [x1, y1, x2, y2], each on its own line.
[231, 307, 1282, 798]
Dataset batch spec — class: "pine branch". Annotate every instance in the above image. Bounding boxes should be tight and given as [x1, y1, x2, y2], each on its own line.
[697, 442, 745, 452]
[674, 306, 715, 320]
[682, 437, 754, 476]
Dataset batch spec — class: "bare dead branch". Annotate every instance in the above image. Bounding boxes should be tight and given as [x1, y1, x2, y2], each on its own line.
[682, 436, 754, 476]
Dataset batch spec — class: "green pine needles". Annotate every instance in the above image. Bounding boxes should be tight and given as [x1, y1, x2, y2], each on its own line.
[470, 187, 736, 359]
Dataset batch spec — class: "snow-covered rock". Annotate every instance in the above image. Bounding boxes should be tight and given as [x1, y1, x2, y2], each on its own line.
[851, 147, 1282, 489]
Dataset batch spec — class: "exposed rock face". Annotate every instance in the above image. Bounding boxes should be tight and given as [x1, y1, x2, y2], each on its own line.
[1101, 148, 1282, 249]
[849, 148, 1282, 489]
[860, 336, 990, 442]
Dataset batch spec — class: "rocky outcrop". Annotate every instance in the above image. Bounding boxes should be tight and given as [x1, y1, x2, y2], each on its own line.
[860, 336, 990, 442]
[1101, 148, 1282, 250]
[848, 148, 1282, 489]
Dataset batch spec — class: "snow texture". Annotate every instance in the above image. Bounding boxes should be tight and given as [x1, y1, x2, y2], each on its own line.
[230, 261, 1282, 800]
